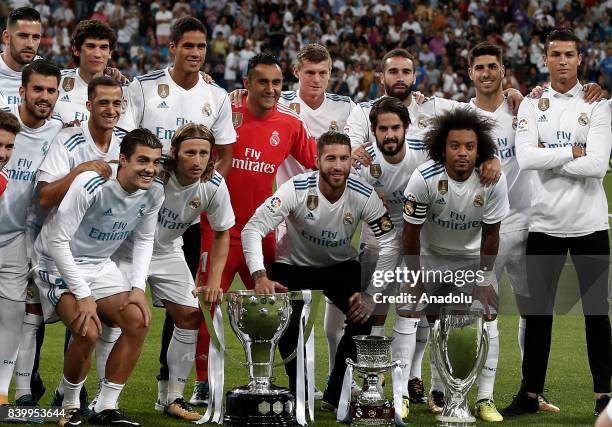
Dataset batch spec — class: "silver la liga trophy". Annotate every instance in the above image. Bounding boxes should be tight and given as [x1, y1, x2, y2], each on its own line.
[346, 336, 401, 426]
[224, 290, 296, 426]
[432, 307, 489, 426]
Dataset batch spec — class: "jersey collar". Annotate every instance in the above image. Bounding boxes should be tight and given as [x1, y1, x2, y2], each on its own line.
[548, 82, 582, 98]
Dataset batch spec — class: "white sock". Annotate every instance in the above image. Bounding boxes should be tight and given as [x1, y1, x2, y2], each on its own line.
[167, 327, 198, 403]
[410, 317, 429, 379]
[56, 378, 65, 397]
[157, 380, 168, 405]
[518, 317, 526, 361]
[477, 319, 499, 401]
[324, 301, 345, 375]
[95, 325, 121, 380]
[0, 299, 25, 400]
[62, 376, 86, 410]
[391, 317, 419, 397]
[15, 313, 42, 399]
[370, 325, 385, 336]
[429, 326, 443, 393]
[94, 379, 124, 412]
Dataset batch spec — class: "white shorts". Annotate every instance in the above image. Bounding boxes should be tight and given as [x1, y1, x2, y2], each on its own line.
[496, 229, 529, 297]
[116, 251, 198, 309]
[34, 260, 131, 323]
[0, 234, 29, 302]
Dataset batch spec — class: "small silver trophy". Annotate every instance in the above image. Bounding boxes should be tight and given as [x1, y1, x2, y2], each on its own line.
[432, 307, 489, 426]
[224, 290, 295, 426]
[346, 336, 401, 426]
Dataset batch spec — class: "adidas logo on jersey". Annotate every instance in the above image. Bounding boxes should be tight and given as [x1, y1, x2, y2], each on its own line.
[537, 114, 548, 123]
[59, 94, 70, 102]
[435, 197, 446, 205]
[304, 212, 315, 221]
[157, 101, 169, 109]
[103, 208, 114, 216]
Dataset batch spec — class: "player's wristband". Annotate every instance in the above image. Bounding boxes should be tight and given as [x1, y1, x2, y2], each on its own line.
[476, 269, 494, 287]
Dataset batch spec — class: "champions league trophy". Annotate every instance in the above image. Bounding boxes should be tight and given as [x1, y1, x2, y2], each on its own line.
[432, 307, 489, 426]
[224, 290, 295, 426]
[345, 336, 401, 426]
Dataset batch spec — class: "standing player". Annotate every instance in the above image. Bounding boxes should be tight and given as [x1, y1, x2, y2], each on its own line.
[401, 108, 509, 418]
[114, 123, 233, 421]
[33, 129, 163, 426]
[190, 53, 316, 406]
[504, 29, 612, 418]
[0, 59, 62, 406]
[0, 111, 19, 197]
[0, 7, 42, 106]
[241, 131, 398, 411]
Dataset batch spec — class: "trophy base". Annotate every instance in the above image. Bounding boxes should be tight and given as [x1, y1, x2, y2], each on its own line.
[351, 403, 395, 426]
[436, 415, 476, 426]
[224, 386, 297, 426]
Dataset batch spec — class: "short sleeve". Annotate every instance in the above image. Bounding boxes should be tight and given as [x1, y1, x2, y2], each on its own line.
[402, 169, 431, 224]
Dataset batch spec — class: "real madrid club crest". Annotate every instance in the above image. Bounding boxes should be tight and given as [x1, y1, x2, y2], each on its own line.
[270, 130, 280, 146]
[62, 77, 75, 92]
[329, 120, 338, 131]
[404, 193, 416, 216]
[512, 116, 518, 130]
[202, 103, 212, 117]
[380, 216, 393, 232]
[306, 195, 318, 211]
[289, 103, 300, 114]
[418, 115, 428, 129]
[538, 98, 549, 111]
[232, 112, 243, 128]
[343, 212, 354, 225]
[137, 204, 146, 217]
[578, 112, 589, 126]
[370, 164, 382, 179]
[41, 141, 49, 156]
[158, 84, 169, 99]
[473, 194, 484, 207]
[438, 180, 448, 195]
[189, 197, 201, 209]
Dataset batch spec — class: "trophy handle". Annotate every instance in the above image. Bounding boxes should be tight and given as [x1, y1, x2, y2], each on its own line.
[198, 293, 224, 351]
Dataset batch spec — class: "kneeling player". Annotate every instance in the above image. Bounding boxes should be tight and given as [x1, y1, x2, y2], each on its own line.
[33, 130, 163, 426]
[401, 109, 509, 418]
[113, 123, 234, 421]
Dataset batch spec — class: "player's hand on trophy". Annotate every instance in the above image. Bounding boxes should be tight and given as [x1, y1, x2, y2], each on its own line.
[473, 284, 498, 320]
[254, 276, 288, 294]
[351, 142, 374, 168]
[347, 292, 373, 324]
[104, 67, 130, 84]
[73, 296, 102, 337]
[478, 157, 501, 186]
[76, 159, 113, 179]
[229, 89, 248, 106]
[193, 285, 223, 305]
[582, 83, 605, 103]
[413, 90, 426, 104]
[504, 88, 524, 114]
[120, 288, 152, 328]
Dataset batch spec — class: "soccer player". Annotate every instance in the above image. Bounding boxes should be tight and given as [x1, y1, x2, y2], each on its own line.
[242, 131, 398, 411]
[401, 108, 509, 417]
[33, 129, 163, 426]
[0, 59, 62, 406]
[0, 111, 19, 197]
[191, 52, 316, 405]
[31, 76, 126, 408]
[114, 123, 233, 420]
[54, 20, 122, 125]
[0, 7, 42, 106]
[504, 29, 612, 418]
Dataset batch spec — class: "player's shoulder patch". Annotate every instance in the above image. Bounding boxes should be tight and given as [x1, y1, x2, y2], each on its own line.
[293, 173, 317, 191]
[280, 90, 297, 101]
[49, 113, 65, 128]
[325, 92, 351, 103]
[112, 127, 127, 140]
[208, 170, 223, 187]
[418, 160, 445, 180]
[61, 127, 86, 152]
[82, 172, 107, 194]
[135, 69, 166, 83]
[60, 68, 76, 77]
[347, 175, 373, 198]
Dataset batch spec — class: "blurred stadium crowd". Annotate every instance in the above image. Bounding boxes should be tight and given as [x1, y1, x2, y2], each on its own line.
[1, 0, 611, 100]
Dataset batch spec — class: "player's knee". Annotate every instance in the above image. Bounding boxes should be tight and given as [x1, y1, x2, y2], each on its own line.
[120, 305, 149, 335]
[73, 324, 100, 348]
[173, 307, 201, 330]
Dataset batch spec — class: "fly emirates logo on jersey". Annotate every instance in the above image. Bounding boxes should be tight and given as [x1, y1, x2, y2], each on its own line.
[158, 206, 191, 230]
[232, 147, 277, 174]
[155, 117, 192, 141]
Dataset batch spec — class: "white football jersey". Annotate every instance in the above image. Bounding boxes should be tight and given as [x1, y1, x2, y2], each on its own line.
[0, 54, 22, 106]
[54, 68, 91, 124]
[356, 142, 428, 249]
[242, 171, 399, 272]
[276, 90, 354, 185]
[515, 84, 611, 235]
[0, 104, 63, 247]
[38, 124, 126, 183]
[467, 99, 531, 233]
[116, 170, 235, 257]
[403, 159, 509, 255]
[118, 67, 236, 158]
[34, 171, 164, 298]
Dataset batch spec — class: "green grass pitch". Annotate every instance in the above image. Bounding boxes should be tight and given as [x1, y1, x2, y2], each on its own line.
[13, 173, 612, 426]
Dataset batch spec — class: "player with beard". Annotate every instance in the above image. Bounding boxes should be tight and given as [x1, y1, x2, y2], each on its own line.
[0, 111, 19, 197]
[0, 8, 42, 107]
[242, 131, 398, 412]
[0, 59, 62, 408]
